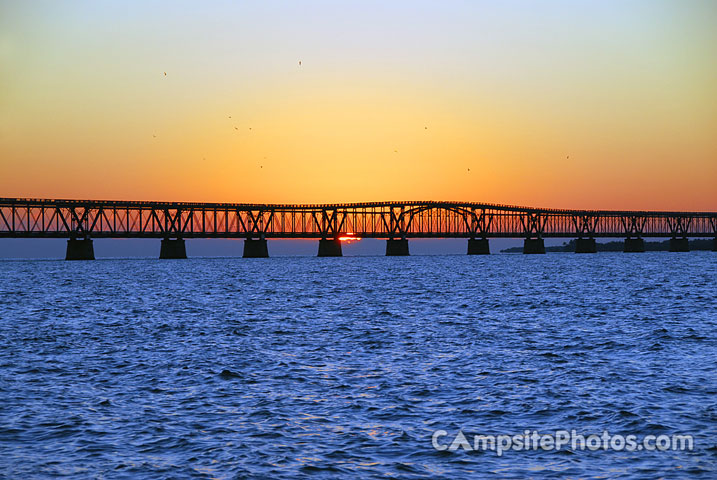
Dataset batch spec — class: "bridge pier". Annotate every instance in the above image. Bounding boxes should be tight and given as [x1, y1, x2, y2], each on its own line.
[386, 238, 409, 256]
[65, 238, 95, 260]
[467, 238, 490, 255]
[243, 238, 269, 258]
[624, 237, 645, 253]
[318, 238, 343, 257]
[669, 237, 689, 252]
[159, 238, 187, 259]
[575, 238, 597, 253]
[523, 238, 545, 254]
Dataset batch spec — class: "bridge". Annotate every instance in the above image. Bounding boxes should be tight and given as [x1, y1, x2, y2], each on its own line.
[1, 197, 715, 259]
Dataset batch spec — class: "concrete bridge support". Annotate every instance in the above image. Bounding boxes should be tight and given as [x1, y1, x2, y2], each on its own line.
[318, 238, 343, 257]
[467, 238, 490, 255]
[66, 238, 95, 260]
[624, 238, 645, 253]
[523, 238, 545, 254]
[243, 238, 269, 258]
[669, 237, 689, 252]
[575, 238, 597, 253]
[159, 238, 187, 259]
[386, 238, 409, 256]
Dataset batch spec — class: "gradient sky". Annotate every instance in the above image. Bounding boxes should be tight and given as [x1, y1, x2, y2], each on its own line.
[1, 0, 715, 210]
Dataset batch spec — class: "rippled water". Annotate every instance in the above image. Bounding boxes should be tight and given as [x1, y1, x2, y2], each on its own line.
[1, 253, 715, 478]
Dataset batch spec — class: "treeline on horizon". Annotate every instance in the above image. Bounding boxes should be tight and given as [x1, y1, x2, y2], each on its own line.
[501, 239, 715, 253]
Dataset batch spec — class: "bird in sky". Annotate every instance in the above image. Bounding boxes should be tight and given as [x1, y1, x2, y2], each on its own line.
[467, 168, 470, 172]
[299, 60, 302, 66]
[163, 72, 166, 76]
[234, 127, 238, 130]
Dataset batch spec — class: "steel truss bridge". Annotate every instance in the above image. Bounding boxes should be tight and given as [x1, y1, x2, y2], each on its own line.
[1, 198, 715, 239]
[1, 198, 715, 258]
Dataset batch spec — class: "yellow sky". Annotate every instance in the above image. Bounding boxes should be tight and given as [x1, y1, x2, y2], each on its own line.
[1, 1, 715, 210]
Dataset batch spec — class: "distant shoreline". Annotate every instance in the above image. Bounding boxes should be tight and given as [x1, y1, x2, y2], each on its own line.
[501, 238, 715, 253]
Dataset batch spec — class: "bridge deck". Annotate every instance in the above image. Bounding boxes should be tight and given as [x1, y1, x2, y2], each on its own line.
[1, 198, 715, 239]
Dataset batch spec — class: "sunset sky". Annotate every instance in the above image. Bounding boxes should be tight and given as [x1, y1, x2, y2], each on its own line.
[1, 1, 715, 210]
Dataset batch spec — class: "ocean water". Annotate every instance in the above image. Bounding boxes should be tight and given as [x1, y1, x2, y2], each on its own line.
[0, 253, 715, 478]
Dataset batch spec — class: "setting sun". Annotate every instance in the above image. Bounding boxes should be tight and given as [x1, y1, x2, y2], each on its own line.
[338, 233, 362, 243]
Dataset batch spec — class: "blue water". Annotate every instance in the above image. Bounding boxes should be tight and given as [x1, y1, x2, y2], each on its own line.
[1, 253, 715, 478]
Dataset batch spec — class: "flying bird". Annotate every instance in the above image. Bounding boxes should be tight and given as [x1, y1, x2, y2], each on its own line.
[234, 127, 238, 130]
[299, 60, 302, 66]
[163, 72, 166, 76]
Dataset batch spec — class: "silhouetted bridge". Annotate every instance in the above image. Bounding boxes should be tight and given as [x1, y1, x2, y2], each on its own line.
[1, 198, 715, 259]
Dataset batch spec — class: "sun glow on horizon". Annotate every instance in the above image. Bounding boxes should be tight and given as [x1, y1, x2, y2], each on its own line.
[338, 234, 361, 243]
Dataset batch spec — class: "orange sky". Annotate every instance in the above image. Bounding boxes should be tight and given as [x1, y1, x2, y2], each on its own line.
[1, 1, 715, 211]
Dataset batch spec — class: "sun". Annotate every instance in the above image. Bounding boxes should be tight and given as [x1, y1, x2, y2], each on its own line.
[337, 233, 361, 243]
